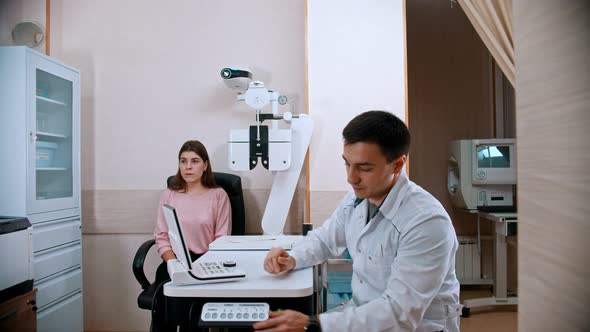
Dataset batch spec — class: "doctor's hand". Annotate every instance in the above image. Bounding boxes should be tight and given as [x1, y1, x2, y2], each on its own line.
[263, 247, 296, 274]
[252, 310, 309, 332]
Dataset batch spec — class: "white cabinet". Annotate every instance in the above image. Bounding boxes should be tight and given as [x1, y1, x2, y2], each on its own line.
[0, 46, 83, 331]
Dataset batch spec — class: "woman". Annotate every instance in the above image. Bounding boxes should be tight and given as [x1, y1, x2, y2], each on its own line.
[153, 140, 231, 276]
[149, 141, 229, 332]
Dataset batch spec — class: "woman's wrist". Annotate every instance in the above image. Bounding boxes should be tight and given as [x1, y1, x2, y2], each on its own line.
[161, 250, 177, 261]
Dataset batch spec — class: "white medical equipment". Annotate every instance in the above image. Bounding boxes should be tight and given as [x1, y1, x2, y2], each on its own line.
[163, 249, 316, 327]
[162, 204, 246, 285]
[447, 139, 516, 211]
[0, 217, 33, 299]
[221, 67, 314, 235]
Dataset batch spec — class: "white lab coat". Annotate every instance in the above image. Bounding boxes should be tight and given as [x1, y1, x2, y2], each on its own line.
[290, 171, 461, 332]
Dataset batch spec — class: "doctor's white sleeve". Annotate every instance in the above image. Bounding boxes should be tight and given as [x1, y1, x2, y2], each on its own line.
[288, 194, 351, 269]
[320, 216, 456, 332]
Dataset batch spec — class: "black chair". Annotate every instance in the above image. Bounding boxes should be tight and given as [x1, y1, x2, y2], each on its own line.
[132, 172, 246, 331]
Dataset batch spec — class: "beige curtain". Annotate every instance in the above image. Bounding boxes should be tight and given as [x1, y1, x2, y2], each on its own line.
[458, 0, 514, 86]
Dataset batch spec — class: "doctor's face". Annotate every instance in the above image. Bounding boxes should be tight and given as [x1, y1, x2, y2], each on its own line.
[179, 151, 208, 185]
[343, 142, 405, 205]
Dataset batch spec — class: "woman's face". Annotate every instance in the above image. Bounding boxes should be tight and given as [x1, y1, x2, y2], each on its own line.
[179, 151, 208, 185]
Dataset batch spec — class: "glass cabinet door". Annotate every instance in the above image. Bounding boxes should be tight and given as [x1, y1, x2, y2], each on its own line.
[27, 53, 80, 215]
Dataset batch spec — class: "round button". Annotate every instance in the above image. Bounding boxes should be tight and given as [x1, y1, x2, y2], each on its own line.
[220, 313, 226, 319]
[223, 261, 237, 267]
[205, 313, 211, 319]
[252, 313, 258, 319]
[259, 313, 266, 320]
[212, 313, 218, 319]
[228, 313, 234, 319]
[237, 313, 242, 319]
[244, 313, 249, 319]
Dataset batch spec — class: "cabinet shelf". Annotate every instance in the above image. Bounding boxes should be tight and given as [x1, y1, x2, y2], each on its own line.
[36, 95, 68, 107]
[37, 131, 67, 139]
[36, 167, 68, 171]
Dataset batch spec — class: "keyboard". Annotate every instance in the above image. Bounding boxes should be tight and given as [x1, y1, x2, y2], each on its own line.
[192, 261, 245, 280]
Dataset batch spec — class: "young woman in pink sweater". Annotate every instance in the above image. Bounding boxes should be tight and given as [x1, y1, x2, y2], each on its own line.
[153, 140, 231, 280]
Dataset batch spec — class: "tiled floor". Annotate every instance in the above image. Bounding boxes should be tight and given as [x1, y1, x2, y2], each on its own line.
[460, 288, 517, 332]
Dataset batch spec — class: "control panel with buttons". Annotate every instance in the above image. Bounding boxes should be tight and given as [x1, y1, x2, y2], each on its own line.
[192, 261, 245, 280]
[199, 302, 270, 328]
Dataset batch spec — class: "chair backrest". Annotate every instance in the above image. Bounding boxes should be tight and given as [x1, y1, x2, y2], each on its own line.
[167, 172, 245, 235]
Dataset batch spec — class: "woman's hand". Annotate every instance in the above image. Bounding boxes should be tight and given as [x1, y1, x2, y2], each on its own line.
[161, 250, 177, 262]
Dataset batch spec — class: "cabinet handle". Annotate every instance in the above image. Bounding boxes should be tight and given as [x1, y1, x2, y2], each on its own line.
[29, 131, 37, 141]
[0, 309, 18, 320]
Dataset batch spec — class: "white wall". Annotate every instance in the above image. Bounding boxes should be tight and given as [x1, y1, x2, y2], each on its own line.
[50, 0, 305, 191]
[83, 234, 158, 331]
[45, 1, 306, 331]
[307, 0, 406, 191]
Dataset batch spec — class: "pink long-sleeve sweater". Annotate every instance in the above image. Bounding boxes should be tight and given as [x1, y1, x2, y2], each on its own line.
[154, 187, 231, 256]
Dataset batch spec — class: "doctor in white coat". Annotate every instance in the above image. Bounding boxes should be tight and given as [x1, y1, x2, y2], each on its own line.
[254, 111, 461, 332]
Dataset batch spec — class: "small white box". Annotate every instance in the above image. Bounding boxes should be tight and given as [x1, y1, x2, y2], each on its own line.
[36, 141, 58, 167]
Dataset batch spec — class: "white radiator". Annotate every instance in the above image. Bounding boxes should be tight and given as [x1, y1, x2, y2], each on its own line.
[456, 236, 482, 285]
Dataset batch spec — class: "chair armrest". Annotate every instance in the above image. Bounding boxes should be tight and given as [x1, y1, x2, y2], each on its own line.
[132, 239, 156, 290]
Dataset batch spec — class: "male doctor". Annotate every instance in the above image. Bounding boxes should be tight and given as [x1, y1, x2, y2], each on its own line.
[254, 111, 461, 332]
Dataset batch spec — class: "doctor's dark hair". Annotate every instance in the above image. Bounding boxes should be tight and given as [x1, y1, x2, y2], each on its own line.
[169, 140, 218, 192]
[342, 110, 411, 162]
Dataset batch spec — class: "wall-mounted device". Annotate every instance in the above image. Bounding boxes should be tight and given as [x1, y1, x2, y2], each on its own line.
[221, 66, 313, 235]
[12, 21, 45, 48]
[448, 139, 516, 211]
[221, 68, 293, 172]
